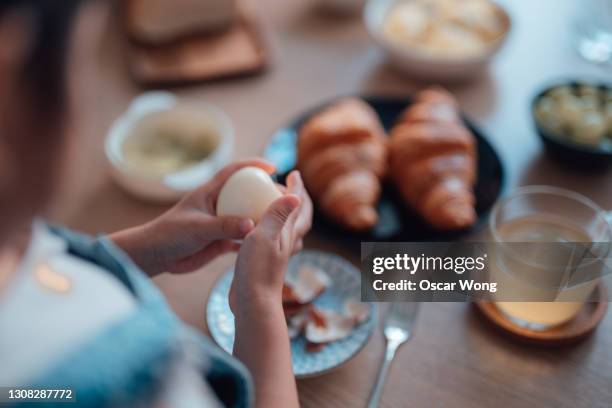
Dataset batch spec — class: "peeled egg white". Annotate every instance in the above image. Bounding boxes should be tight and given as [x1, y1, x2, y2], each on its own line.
[216, 167, 282, 222]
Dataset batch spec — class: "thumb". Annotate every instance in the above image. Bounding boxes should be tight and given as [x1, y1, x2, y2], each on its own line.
[257, 194, 301, 239]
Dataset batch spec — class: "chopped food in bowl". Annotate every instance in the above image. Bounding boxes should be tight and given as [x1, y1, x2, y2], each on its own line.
[532, 81, 612, 169]
[364, 0, 511, 80]
[383, 0, 507, 59]
[534, 83, 612, 147]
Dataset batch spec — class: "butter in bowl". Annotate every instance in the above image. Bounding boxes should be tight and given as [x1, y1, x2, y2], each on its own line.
[105, 92, 233, 202]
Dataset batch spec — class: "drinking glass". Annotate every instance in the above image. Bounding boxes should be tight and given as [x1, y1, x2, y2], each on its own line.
[489, 186, 612, 331]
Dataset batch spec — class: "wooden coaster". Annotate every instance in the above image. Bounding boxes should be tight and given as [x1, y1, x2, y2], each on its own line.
[124, 6, 268, 86]
[474, 285, 608, 346]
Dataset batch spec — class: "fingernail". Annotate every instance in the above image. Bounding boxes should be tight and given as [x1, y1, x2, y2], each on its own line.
[239, 219, 254, 234]
[291, 170, 302, 185]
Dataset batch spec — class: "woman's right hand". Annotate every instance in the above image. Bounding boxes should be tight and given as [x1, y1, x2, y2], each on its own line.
[229, 170, 311, 314]
[229, 194, 302, 315]
[229, 189, 307, 408]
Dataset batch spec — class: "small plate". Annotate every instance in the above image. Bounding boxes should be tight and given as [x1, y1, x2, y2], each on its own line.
[206, 250, 378, 378]
[263, 95, 505, 250]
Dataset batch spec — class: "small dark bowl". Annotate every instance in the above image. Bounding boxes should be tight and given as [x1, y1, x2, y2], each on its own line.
[532, 81, 612, 170]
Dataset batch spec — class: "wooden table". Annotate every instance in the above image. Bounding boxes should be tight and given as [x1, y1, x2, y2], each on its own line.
[53, 0, 612, 406]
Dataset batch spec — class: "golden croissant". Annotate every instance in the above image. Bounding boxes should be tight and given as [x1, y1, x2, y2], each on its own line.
[389, 87, 477, 230]
[297, 98, 387, 231]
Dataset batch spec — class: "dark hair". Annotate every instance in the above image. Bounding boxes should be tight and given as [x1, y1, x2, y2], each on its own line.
[1, 0, 82, 119]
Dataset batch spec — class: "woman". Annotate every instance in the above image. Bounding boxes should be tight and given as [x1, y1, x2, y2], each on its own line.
[0, 1, 311, 407]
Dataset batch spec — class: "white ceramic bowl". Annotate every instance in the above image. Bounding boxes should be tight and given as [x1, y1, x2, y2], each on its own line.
[363, 0, 511, 81]
[105, 91, 234, 203]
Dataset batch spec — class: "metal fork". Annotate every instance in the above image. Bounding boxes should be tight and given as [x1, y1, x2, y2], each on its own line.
[367, 302, 420, 408]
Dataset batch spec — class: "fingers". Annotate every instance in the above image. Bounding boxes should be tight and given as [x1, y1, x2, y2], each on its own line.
[287, 171, 309, 206]
[286, 170, 313, 237]
[257, 194, 301, 240]
[205, 158, 275, 205]
[203, 216, 255, 240]
[286, 170, 301, 190]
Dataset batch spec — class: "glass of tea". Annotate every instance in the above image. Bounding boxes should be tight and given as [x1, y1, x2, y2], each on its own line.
[489, 186, 612, 331]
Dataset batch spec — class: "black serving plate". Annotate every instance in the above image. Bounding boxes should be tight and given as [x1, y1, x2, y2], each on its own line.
[264, 96, 505, 249]
[532, 81, 612, 170]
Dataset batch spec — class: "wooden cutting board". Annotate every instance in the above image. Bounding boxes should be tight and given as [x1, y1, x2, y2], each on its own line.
[124, 3, 268, 86]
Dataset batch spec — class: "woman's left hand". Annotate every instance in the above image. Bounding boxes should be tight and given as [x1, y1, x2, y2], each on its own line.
[282, 170, 313, 253]
[111, 159, 312, 276]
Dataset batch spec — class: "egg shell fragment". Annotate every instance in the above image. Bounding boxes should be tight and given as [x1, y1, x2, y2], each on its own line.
[286, 265, 332, 305]
[305, 308, 355, 344]
[282, 283, 300, 306]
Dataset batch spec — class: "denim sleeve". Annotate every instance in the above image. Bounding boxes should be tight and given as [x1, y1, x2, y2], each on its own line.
[36, 224, 254, 408]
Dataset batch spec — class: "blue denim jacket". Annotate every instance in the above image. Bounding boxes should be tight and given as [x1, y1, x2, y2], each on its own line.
[14, 225, 252, 408]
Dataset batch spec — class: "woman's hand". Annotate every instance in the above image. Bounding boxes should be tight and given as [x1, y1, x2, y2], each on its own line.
[230, 191, 307, 408]
[110, 158, 277, 276]
[284, 170, 313, 254]
[229, 194, 301, 313]
[113, 158, 311, 408]
[229, 170, 311, 313]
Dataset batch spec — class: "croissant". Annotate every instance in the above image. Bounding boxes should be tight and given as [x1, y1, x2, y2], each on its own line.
[297, 98, 387, 231]
[389, 87, 477, 230]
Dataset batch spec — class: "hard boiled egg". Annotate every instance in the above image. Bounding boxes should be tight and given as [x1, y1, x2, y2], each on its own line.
[216, 167, 282, 222]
